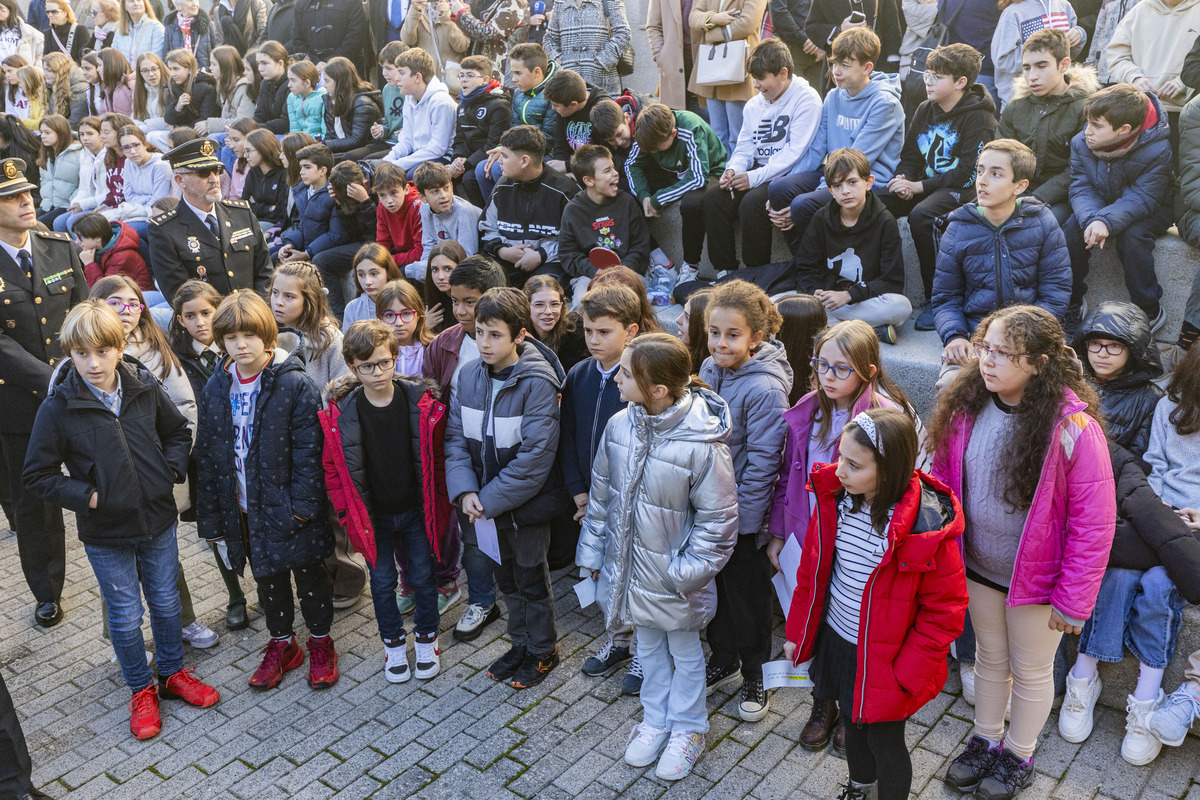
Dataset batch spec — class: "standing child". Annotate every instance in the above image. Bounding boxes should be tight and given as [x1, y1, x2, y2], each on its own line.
[674, 288, 714, 373]
[344, 243, 403, 327]
[525, 274, 587, 373]
[700, 280, 793, 722]
[374, 279, 433, 375]
[785, 408, 968, 800]
[269, 261, 349, 398]
[930, 305, 1115, 800]
[444, 287, 564, 687]
[576, 332, 738, 781]
[286, 60, 326, 139]
[195, 290, 339, 692]
[24, 301, 219, 740]
[321, 320, 451, 683]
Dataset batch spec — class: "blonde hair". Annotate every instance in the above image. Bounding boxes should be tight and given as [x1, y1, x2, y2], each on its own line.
[119, 0, 158, 35]
[811, 319, 914, 446]
[60, 299, 127, 353]
[626, 333, 709, 407]
[165, 49, 199, 95]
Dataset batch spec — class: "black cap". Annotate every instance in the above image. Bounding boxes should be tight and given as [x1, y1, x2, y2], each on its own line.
[0, 158, 37, 198]
[163, 138, 226, 173]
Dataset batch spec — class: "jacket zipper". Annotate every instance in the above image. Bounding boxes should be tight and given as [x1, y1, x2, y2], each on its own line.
[993, 227, 1005, 309]
[794, 504, 825, 665]
[589, 372, 610, 465]
[113, 417, 152, 537]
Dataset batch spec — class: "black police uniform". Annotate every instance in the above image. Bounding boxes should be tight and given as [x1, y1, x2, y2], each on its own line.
[147, 138, 273, 303]
[0, 161, 85, 615]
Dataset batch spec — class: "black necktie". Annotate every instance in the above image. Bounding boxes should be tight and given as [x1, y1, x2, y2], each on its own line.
[206, 214, 220, 241]
[200, 350, 217, 375]
[18, 249, 32, 280]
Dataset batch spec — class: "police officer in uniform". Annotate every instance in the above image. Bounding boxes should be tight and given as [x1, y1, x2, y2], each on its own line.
[0, 158, 85, 628]
[148, 138, 273, 304]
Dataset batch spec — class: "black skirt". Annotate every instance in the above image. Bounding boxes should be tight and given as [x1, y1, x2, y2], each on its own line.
[810, 622, 860, 717]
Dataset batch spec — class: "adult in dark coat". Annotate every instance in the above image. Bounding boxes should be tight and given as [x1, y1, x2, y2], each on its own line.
[288, 0, 371, 75]
[211, 0, 267, 55]
[163, 4, 218, 69]
[0, 157, 85, 628]
[0, 672, 46, 800]
[265, 0, 297, 50]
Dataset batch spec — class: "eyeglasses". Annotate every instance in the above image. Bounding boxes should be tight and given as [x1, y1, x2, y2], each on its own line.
[810, 358, 856, 380]
[140, 67, 159, 75]
[120, 142, 144, 152]
[1085, 340, 1127, 356]
[974, 343, 1028, 366]
[106, 299, 145, 313]
[459, 71, 484, 81]
[381, 309, 417, 325]
[922, 72, 949, 86]
[354, 358, 396, 376]
[533, 301, 562, 312]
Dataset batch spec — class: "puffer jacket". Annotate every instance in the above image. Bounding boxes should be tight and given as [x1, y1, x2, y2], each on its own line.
[39, 142, 83, 211]
[162, 9, 217, 69]
[164, 71, 221, 127]
[283, 179, 347, 253]
[786, 465, 968, 724]
[510, 60, 558, 141]
[1069, 91, 1173, 235]
[699, 339, 793, 536]
[1180, 95, 1200, 248]
[453, 81, 511, 168]
[769, 387, 903, 543]
[575, 387, 739, 631]
[23, 356, 191, 547]
[194, 341, 334, 578]
[205, 77, 258, 134]
[932, 199, 1073, 345]
[254, 74, 291, 134]
[1073, 301, 1163, 463]
[83, 220, 153, 290]
[1107, 440, 1200, 604]
[444, 338, 566, 528]
[930, 387, 1116, 620]
[997, 65, 1100, 207]
[319, 373, 451, 568]
[322, 88, 384, 153]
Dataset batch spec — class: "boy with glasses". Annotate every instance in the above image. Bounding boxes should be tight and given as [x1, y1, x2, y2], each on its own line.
[450, 55, 512, 207]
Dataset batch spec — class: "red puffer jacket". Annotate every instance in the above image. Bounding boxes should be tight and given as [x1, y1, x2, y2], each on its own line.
[786, 464, 968, 724]
[319, 373, 451, 567]
[83, 221, 152, 290]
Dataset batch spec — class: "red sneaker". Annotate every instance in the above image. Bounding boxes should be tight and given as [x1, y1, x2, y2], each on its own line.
[129, 684, 161, 740]
[307, 636, 339, 689]
[159, 667, 220, 708]
[249, 636, 304, 691]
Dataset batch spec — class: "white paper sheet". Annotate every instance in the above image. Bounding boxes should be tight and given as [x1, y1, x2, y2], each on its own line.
[761, 659, 813, 690]
[771, 535, 805, 618]
[475, 516, 501, 564]
[771, 572, 792, 620]
[573, 577, 597, 608]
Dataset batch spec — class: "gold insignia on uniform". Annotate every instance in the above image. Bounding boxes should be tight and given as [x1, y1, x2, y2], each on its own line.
[200, 140, 215, 156]
[3, 162, 15, 179]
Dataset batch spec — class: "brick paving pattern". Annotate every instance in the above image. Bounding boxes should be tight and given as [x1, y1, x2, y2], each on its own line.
[3, 518, 1199, 799]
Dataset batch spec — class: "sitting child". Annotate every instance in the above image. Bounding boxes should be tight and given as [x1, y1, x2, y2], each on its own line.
[278, 143, 346, 263]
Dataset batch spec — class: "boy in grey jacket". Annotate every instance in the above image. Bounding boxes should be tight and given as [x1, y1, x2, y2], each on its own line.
[444, 287, 564, 689]
[410, 161, 482, 279]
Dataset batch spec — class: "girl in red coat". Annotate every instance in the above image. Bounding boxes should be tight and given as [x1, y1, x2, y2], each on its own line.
[784, 408, 968, 800]
[72, 212, 152, 290]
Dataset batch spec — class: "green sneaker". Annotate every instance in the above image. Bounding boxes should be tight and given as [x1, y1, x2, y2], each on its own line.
[437, 582, 463, 614]
[396, 585, 415, 615]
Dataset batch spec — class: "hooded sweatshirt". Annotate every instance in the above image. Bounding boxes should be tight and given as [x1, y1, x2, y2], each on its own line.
[795, 71, 906, 183]
[991, 0, 1087, 106]
[897, 83, 998, 193]
[1106, 0, 1200, 113]
[793, 191, 905, 301]
[111, 152, 173, 221]
[453, 80, 512, 168]
[551, 85, 611, 163]
[387, 76, 458, 171]
[725, 76, 822, 188]
[558, 189, 653, 278]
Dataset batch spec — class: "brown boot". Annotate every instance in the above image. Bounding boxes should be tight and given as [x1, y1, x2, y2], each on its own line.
[800, 698, 839, 751]
[831, 717, 847, 758]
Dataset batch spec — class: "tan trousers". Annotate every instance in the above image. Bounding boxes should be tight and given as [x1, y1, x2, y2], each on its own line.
[968, 579, 1064, 760]
[1185, 648, 1200, 688]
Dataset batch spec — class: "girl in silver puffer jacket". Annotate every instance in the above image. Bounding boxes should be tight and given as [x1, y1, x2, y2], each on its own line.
[576, 334, 738, 782]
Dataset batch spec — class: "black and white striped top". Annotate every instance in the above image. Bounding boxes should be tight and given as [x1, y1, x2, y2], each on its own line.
[827, 494, 892, 644]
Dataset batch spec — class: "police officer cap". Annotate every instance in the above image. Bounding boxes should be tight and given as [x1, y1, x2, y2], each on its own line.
[164, 138, 226, 173]
[0, 158, 37, 198]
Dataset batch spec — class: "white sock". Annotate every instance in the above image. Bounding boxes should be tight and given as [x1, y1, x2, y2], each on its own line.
[1070, 654, 1099, 682]
[1134, 664, 1165, 702]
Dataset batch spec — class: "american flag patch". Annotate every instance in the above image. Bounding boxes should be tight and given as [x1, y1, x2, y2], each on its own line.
[1020, 12, 1071, 39]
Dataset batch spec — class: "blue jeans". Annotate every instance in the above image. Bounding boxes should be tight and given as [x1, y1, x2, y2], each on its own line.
[457, 511, 496, 608]
[637, 626, 709, 733]
[54, 208, 90, 234]
[370, 508, 439, 641]
[1079, 566, 1184, 669]
[83, 526, 184, 691]
[766, 169, 829, 255]
[473, 160, 504, 207]
[705, 98, 745, 157]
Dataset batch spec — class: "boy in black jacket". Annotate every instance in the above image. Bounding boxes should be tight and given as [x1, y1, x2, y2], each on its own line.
[794, 148, 911, 342]
[881, 42, 997, 331]
[24, 301, 219, 741]
[452, 55, 512, 208]
[543, 68, 610, 173]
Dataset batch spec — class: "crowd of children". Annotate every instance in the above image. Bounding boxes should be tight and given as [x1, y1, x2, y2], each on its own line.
[8, 0, 1200, 796]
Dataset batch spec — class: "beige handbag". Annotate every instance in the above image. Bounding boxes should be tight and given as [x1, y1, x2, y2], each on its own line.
[695, 2, 747, 86]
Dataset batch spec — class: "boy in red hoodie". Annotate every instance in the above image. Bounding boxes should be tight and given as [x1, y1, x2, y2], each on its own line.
[373, 162, 424, 277]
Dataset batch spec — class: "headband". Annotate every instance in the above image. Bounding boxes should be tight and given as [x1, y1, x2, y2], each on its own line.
[852, 411, 881, 456]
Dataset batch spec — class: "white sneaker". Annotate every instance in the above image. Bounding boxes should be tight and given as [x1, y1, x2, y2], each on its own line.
[677, 263, 700, 284]
[181, 620, 219, 649]
[960, 662, 975, 705]
[1122, 692, 1165, 766]
[1058, 672, 1102, 743]
[656, 731, 704, 781]
[384, 643, 410, 683]
[111, 650, 154, 666]
[624, 722, 670, 767]
[414, 635, 440, 680]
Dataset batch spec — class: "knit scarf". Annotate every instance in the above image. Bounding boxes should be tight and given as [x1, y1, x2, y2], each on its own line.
[1090, 100, 1158, 162]
[459, 78, 499, 104]
[177, 13, 195, 50]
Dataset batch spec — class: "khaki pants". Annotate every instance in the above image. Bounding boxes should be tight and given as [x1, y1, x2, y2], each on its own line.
[1185, 648, 1200, 689]
[968, 579, 1064, 759]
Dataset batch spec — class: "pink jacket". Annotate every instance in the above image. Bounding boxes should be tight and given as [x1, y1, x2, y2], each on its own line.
[769, 388, 901, 543]
[930, 387, 1116, 621]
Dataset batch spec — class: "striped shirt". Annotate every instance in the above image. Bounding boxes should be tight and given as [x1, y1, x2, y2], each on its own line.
[827, 493, 891, 644]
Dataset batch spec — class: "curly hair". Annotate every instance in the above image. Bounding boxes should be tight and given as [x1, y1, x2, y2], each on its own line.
[707, 279, 783, 337]
[925, 305, 1104, 511]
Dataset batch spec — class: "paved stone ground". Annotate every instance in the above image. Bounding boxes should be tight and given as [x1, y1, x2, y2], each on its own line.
[4, 517, 1200, 800]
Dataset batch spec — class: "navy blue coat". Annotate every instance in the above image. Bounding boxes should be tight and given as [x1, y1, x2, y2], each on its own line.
[194, 341, 333, 578]
[1068, 91, 1173, 235]
[282, 183, 348, 255]
[559, 358, 626, 498]
[932, 199, 1073, 344]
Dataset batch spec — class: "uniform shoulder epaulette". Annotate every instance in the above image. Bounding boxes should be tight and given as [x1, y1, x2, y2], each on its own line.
[33, 229, 70, 241]
[150, 208, 178, 225]
[222, 198, 250, 209]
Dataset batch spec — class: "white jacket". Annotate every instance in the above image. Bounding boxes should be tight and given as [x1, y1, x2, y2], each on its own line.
[0, 22, 45, 64]
[725, 76, 822, 188]
[69, 146, 107, 212]
[1106, 0, 1200, 113]
[385, 76, 458, 171]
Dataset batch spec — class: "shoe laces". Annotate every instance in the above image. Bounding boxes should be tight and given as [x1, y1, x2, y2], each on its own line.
[1062, 682, 1091, 713]
[259, 637, 291, 671]
[594, 639, 615, 662]
[836, 781, 870, 800]
[953, 736, 997, 772]
[629, 723, 668, 745]
[462, 604, 487, 625]
[663, 731, 701, 761]
[742, 678, 766, 705]
[129, 684, 158, 715]
[992, 752, 1032, 792]
[809, 699, 836, 726]
[626, 654, 642, 679]
[1162, 688, 1200, 729]
[1125, 697, 1154, 733]
[168, 666, 201, 688]
[309, 638, 333, 672]
[706, 662, 734, 683]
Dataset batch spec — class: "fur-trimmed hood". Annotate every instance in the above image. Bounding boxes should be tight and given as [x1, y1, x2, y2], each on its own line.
[325, 370, 441, 405]
[1009, 63, 1101, 102]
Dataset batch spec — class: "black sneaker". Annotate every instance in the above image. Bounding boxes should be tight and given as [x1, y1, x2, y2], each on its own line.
[944, 735, 1002, 793]
[581, 640, 631, 677]
[914, 305, 936, 331]
[739, 677, 770, 722]
[874, 324, 897, 345]
[621, 653, 643, 695]
[705, 660, 742, 696]
[511, 648, 560, 689]
[487, 645, 527, 682]
[835, 780, 876, 800]
[975, 749, 1033, 800]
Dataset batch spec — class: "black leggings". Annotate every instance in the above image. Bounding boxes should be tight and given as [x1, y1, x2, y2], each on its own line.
[255, 560, 333, 639]
[842, 718, 911, 800]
